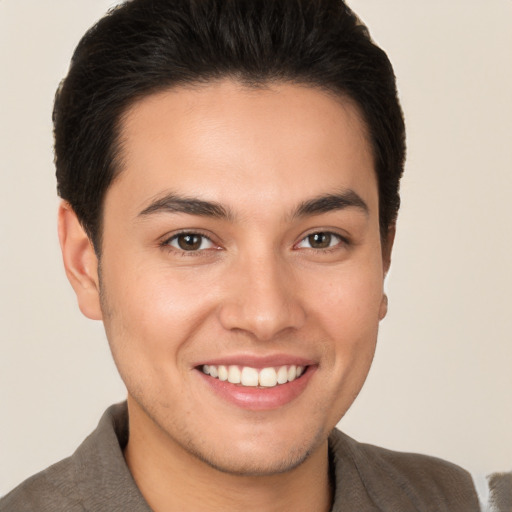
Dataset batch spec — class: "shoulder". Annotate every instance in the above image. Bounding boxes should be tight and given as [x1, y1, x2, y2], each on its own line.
[0, 457, 85, 512]
[338, 430, 473, 486]
[329, 429, 480, 511]
[0, 403, 150, 512]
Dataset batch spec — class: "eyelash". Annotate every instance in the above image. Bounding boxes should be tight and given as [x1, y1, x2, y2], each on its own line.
[161, 230, 348, 255]
[295, 231, 348, 252]
[161, 231, 218, 255]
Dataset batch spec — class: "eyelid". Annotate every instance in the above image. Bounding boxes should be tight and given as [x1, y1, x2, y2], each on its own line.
[294, 230, 349, 250]
[161, 229, 221, 252]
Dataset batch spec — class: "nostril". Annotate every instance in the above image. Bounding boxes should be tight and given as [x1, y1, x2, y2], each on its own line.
[217, 300, 306, 341]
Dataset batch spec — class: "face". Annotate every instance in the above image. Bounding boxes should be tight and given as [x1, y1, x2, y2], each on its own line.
[76, 80, 390, 475]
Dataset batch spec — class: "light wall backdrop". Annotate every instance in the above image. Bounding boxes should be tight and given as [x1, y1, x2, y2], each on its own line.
[1, 0, 511, 501]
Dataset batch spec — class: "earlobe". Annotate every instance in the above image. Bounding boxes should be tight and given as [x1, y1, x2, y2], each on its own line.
[58, 202, 103, 320]
[379, 293, 388, 320]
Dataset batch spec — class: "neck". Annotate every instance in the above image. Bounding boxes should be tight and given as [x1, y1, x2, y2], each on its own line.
[124, 399, 333, 512]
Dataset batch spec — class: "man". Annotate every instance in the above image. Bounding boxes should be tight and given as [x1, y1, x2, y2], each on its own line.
[0, 0, 482, 510]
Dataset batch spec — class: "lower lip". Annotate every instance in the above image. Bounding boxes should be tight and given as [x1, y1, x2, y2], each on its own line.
[197, 366, 316, 411]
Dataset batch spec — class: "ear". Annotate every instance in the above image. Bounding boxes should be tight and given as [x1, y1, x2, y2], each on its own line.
[381, 224, 396, 276]
[379, 224, 396, 320]
[58, 202, 103, 320]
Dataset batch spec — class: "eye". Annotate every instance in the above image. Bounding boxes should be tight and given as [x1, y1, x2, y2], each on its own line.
[166, 233, 216, 252]
[296, 232, 344, 250]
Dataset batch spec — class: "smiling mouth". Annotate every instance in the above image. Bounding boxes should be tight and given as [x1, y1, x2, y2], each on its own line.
[200, 364, 306, 388]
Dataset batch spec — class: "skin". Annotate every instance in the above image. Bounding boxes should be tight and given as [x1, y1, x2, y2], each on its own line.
[59, 80, 393, 512]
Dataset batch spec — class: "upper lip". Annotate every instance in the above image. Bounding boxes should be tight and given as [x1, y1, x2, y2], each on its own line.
[194, 353, 316, 369]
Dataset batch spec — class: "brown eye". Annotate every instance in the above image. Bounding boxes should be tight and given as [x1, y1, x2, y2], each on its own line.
[296, 231, 343, 250]
[177, 234, 202, 250]
[307, 232, 333, 249]
[168, 233, 214, 251]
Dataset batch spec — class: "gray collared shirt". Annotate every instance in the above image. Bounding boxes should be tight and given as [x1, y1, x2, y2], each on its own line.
[0, 402, 481, 511]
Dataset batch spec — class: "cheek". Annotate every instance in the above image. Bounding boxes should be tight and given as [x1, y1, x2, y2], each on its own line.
[310, 262, 384, 329]
[307, 261, 383, 378]
[100, 263, 218, 372]
[316, 273, 382, 416]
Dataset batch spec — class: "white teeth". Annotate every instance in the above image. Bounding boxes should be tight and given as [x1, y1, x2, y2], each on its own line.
[228, 365, 241, 384]
[241, 367, 259, 386]
[277, 366, 288, 384]
[259, 367, 277, 387]
[218, 365, 228, 381]
[201, 364, 306, 387]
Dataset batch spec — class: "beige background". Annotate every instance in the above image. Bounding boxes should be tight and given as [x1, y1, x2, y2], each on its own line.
[1, 0, 511, 500]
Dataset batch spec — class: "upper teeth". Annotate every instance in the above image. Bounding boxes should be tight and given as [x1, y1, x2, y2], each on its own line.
[202, 364, 305, 387]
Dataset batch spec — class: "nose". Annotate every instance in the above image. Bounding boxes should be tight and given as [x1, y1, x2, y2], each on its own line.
[218, 252, 306, 341]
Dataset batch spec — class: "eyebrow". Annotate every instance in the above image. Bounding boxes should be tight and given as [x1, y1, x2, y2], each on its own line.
[293, 190, 369, 218]
[137, 189, 368, 221]
[138, 193, 234, 220]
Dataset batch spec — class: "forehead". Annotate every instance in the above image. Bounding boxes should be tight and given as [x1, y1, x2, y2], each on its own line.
[110, 80, 377, 218]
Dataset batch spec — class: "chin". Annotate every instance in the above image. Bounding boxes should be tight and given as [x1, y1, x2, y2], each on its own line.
[177, 420, 330, 477]
[189, 440, 318, 477]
